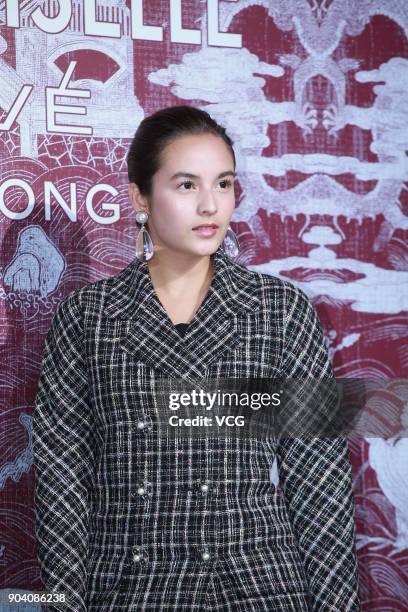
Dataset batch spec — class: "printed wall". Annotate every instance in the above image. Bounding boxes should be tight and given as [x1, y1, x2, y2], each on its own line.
[1, 1, 407, 610]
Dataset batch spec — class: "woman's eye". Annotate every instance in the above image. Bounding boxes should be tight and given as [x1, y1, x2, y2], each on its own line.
[219, 179, 233, 189]
[178, 181, 195, 190]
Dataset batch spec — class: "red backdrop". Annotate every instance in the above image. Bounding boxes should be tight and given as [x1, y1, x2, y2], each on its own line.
[1, 1, 407, 610]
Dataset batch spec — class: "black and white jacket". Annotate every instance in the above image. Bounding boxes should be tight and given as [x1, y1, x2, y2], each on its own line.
[33, 245, 361, 611]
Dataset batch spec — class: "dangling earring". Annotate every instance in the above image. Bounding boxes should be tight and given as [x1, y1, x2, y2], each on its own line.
[222, 224, 240, 258]
[135, 211, 154, 261]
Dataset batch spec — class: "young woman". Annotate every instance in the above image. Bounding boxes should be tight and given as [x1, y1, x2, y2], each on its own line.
[33, 105, 361, 611]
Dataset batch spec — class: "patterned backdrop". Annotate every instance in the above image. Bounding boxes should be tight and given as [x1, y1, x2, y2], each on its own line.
[0, 0, 407, 610]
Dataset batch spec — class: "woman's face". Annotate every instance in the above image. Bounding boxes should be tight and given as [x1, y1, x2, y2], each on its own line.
[129, 133, 236, 258]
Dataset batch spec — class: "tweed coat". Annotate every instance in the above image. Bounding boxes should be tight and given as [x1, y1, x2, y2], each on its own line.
[32, 244, 361, 612]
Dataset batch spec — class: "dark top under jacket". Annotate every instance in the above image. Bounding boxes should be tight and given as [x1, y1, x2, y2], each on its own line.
[174, 321, 190, 337]
[32, 245, 361, 612]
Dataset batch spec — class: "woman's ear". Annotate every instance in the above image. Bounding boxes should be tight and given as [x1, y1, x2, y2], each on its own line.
[128, 182, 149, 214]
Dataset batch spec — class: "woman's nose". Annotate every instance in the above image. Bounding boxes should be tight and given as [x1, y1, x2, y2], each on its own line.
[197, 189, 218, 213]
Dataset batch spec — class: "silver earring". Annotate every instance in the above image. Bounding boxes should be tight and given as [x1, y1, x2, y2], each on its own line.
[222, 224, 240, 258]
[135, 211, 154, 261]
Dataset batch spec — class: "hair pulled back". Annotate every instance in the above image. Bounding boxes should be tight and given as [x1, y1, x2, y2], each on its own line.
[127, 105, 236, 196]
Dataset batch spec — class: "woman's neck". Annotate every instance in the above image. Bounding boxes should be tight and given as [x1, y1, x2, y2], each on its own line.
[147, 251, 214, 325]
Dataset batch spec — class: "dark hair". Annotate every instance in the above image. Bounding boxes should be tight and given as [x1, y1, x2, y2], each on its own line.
[127, 105, 236, 196]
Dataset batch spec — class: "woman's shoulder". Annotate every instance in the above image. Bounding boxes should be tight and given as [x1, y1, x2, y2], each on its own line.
[58, 260, 136, 315]
[228, 257, 314, 313]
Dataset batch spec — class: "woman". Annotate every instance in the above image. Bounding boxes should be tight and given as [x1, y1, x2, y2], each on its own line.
[33, 105, 361, 611]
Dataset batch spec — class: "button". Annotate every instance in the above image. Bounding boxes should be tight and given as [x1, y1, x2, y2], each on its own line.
[132, 480, 153, 500]
[132, 545, 148, 564]
[134, 415, 153, 433]
[192, 479, 215, 495]
[197, 546, 217, 563]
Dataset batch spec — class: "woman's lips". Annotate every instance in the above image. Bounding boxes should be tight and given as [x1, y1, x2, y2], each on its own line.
[192, 226, 218, 237]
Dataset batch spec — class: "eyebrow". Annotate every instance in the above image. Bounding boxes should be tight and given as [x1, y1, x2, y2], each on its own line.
[170, 171, 236, 181]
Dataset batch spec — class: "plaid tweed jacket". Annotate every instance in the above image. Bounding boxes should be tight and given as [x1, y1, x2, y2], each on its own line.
[33, 245, 361, 612]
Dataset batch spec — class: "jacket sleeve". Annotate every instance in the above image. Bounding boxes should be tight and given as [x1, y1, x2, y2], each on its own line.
[32, 291, 94, 612]
[276, 284, 361, 611]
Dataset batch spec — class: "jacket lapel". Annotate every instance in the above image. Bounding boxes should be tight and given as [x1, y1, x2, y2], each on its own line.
[103, 245, 260, 381]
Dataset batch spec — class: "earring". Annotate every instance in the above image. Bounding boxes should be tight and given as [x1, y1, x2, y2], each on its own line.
[222, 224, 240, 258]
[135, 211, 154, 261]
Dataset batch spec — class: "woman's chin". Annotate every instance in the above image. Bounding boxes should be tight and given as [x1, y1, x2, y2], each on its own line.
[190, 240, 222, 257]
[156, 237, 223, 258]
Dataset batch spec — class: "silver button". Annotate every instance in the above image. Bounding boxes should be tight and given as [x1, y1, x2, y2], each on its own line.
[201, 551, 210, 561]
[132, 481, 153, 500]
[200, 484, 209, 492]
[136, 421, 146, 430]
[132, 545, 147, 563]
